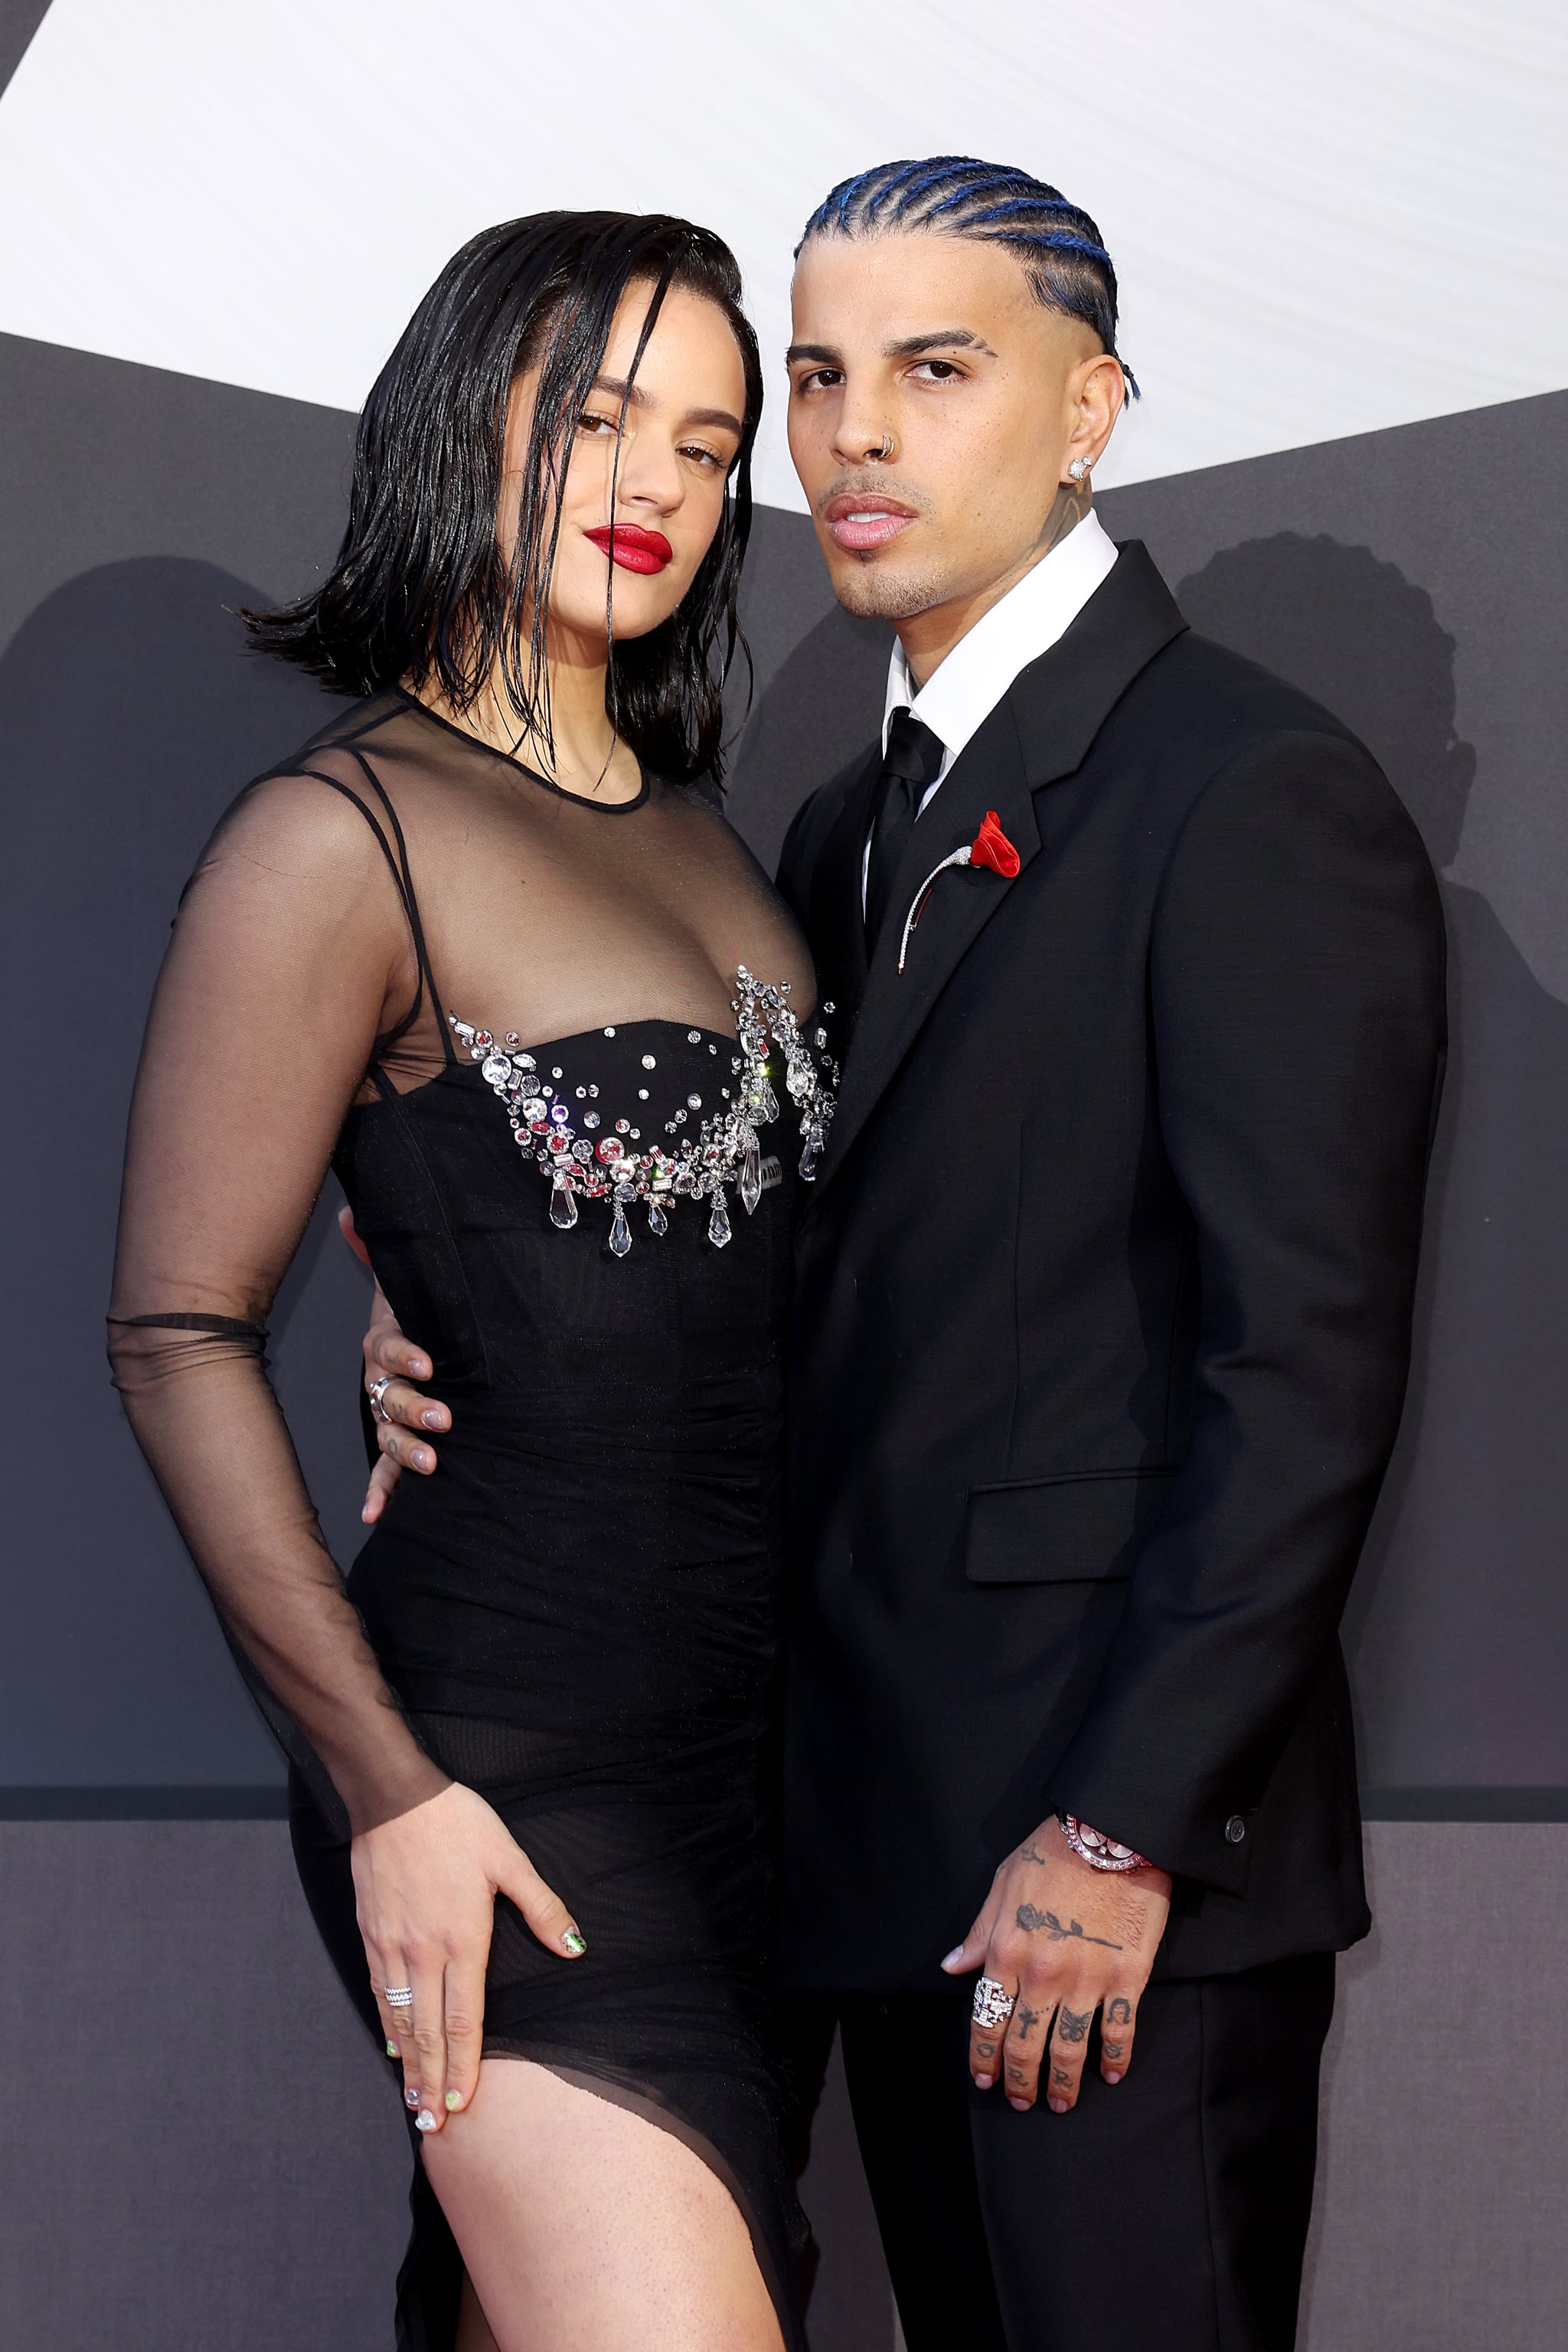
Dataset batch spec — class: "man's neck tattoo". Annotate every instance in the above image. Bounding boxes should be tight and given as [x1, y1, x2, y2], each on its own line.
[1034, 477, 1091, 559]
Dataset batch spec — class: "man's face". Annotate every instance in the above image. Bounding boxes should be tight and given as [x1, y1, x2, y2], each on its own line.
[786, 231, 1119, 625]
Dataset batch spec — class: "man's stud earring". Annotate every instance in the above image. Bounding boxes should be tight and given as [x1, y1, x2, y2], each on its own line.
[1068, 456, 1090, 482]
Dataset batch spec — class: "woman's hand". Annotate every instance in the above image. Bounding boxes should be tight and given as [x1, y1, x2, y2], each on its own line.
[942, 1813, 1171, 2113]
[340, 1206, 451, 1524]
[353, 1782, 587, 2133]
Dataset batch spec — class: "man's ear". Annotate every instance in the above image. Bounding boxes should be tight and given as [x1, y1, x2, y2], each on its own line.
[1067, 353, 1126, 475]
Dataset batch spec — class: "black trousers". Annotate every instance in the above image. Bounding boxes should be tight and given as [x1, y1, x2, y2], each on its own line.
[826, 1954, 1334, 2352]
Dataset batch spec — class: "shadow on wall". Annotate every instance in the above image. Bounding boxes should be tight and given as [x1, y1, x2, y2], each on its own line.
[1178, 534, 1568, 1792]
[0, 556, 371, 1787]
[725, 599, 890, 874]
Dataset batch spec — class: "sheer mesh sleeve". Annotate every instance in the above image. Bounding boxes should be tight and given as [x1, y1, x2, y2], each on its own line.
[108, 774, 452, 1837]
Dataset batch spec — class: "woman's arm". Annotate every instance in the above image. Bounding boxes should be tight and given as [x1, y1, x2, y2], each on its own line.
[109, 775, 448, 1828]
[110, 775, 583, 2129]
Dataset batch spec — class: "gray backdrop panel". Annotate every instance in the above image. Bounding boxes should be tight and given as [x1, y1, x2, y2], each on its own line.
[3, 1821, 1561, 2350]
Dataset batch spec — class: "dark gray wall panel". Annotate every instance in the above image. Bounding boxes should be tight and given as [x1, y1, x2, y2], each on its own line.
[0, 0, 51, 101]
[0, 335, 361, 1788]
[2, 328, 1563, 1810]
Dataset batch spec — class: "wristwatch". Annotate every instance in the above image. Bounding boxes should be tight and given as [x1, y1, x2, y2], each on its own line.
[1062, 1815, 1152, 1873]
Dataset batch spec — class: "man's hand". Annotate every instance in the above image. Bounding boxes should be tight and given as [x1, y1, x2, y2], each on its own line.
[340, 1207, 450, 1524]
[942, 1813, 1171, 2112]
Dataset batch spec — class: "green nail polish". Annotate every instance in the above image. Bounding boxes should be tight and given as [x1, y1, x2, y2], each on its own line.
[386, 2040, 398, 2059]
[445, 2090, 462, 2110]
[562, 1927, 586, 1956]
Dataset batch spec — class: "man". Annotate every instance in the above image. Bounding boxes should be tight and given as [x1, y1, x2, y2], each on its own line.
[361, 158, 1446, 2350]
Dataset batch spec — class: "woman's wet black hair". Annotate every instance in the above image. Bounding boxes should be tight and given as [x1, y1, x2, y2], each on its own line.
[244, 211, 763, 785]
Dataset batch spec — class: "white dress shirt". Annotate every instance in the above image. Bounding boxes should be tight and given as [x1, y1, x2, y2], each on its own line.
[864, 510, 1119, 905]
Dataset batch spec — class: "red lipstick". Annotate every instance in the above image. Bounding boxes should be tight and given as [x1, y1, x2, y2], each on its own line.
[584, 524, 673, 575]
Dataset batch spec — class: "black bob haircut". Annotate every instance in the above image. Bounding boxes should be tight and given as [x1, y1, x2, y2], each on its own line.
[245, 211, 763, 786]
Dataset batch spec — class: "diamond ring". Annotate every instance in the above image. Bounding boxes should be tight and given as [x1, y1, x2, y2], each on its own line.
[971, 1975, 1015, 2031]
[384, 1984, 414, 2009]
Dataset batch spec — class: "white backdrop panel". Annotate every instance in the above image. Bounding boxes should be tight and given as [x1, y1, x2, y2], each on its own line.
[0, 0, 1564, 510]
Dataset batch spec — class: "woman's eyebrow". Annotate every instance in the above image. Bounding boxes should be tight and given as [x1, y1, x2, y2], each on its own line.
[591, 374, 741, 436]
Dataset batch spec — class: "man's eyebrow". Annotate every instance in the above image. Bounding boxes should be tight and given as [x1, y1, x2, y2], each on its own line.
[883, 328, 997, 358]
[784, 331, 998, 368]
[590, 373, 742, 436]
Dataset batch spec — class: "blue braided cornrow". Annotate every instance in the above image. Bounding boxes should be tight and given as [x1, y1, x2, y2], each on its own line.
[796, 155, 1138, 397]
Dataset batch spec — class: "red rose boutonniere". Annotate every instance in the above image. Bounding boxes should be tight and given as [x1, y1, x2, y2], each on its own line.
[897, 809, 1022, 972]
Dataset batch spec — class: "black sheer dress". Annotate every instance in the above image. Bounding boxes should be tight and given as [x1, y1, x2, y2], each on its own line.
[108, 691, 837, 2350]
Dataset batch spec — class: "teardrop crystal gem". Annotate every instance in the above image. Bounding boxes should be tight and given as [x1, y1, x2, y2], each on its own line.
[786, 1053, 810, 1102]
[740, 1137, 763, 1216]
[609, 1204, 632, 1258]
[799, 1136, 820, 1182]
[647, 1197, 668, 1237]
[760, 1081, 779, 1125]
[708, 1186, 733, 1249]
[550, 1177, 579, 1230]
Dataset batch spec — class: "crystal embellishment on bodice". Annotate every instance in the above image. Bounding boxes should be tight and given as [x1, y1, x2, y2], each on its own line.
[451, 969, 838, 1258]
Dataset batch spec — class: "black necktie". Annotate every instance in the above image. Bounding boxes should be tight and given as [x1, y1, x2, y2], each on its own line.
[864, 707, 946, 953]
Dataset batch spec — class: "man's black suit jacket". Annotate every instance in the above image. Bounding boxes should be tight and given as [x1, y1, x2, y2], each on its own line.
[771, 542, 1446, 1991]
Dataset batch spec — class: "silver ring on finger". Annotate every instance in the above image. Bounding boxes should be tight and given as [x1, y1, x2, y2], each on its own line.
[972, 1975, 1015, 2030]
[368, 1373, 397, 1425]
[384, 1984, 413, 2008]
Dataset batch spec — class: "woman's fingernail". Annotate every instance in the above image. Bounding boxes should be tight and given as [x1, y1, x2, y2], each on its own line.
[415, 2109, 437, 2132]
[973, 2073, 993, 2089]
[1105, 2070, 1123, 2085]
[562, 1928, 586, 1956]
[444, 2090, 462, 2110]
[421, 1410, 443, 1429]
[940, 1947, 965, 1969]
[386, 2040, 398, 2060]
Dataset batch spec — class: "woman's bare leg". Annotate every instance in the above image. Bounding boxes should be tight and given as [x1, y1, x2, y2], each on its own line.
[424, 2058, 786, 2352]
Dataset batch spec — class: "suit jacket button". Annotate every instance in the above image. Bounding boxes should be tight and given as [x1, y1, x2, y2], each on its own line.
[1225, 1815, 1246, 1844]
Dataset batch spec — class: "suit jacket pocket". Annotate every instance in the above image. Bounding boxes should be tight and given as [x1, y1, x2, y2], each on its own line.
[964, 1468, 1178, 1585]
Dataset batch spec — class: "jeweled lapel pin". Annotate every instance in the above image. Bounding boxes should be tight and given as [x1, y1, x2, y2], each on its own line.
[897, 809, 1022, 973]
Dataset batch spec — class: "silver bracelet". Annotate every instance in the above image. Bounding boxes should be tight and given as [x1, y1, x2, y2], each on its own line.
[1062, 1815, 1151, 1873]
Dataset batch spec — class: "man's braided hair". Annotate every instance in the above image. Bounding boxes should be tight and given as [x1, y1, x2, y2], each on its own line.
[796, 156, 1138, 397]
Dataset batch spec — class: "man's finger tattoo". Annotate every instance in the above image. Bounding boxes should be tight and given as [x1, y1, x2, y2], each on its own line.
[1014, 1903, 1122, 1950]
[1103, 2039, 1124, 2057]
[1051, 2066, 1073, 2086]
[1106, 1996, 1133, 2026]
[1055, 2004, 1093, 2043]
[1014, 2003, 1040, 2040]
[975, 2038, 997, 2058]
[1007, 2063, 1027, 2084]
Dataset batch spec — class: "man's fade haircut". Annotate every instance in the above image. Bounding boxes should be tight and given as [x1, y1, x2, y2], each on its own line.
[795, 157, 1138, 398]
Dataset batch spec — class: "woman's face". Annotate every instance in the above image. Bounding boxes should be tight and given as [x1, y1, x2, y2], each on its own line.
[501, 279, 748, 650]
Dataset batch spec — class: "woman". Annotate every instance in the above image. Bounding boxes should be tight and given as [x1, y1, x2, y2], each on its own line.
[109, 210, 835, 2352]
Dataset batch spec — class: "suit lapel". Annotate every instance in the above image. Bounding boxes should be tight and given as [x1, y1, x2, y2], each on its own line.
[812, 542, 1187, 1194]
